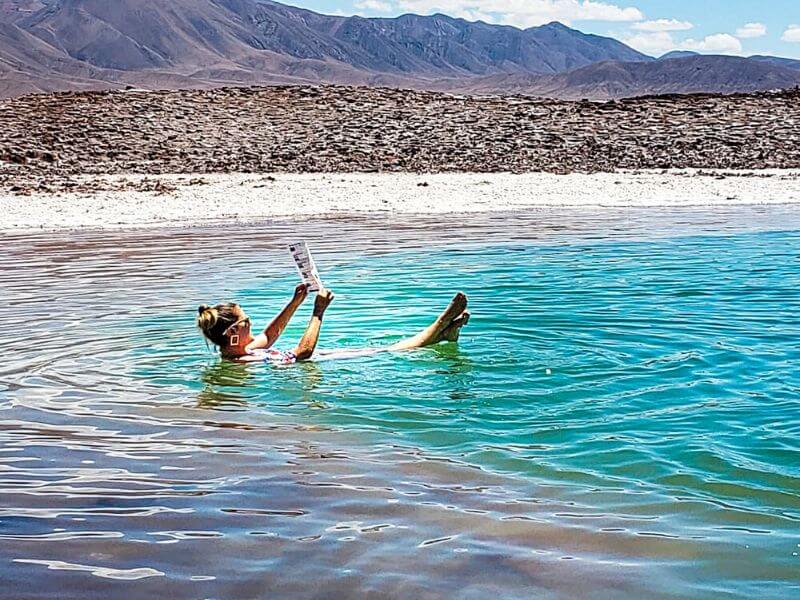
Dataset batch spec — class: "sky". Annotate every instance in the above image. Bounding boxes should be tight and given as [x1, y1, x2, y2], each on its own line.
[284, 0, 800, 59]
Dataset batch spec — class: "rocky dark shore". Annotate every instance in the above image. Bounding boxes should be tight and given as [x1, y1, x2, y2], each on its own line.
[1, 85, 799, 194]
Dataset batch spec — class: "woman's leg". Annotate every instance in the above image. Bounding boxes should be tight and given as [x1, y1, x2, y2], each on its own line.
[292, 290, 334, 360]
[388, 292, 469, 351]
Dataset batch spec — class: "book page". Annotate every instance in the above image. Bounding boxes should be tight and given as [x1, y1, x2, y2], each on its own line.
[288, 241, 323, 293]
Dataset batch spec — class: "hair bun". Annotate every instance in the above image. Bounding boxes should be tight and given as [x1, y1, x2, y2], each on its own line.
[198, 304, 211, 315]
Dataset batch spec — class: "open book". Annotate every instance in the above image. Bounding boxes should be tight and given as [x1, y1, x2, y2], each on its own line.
[288, 241, 324, 293]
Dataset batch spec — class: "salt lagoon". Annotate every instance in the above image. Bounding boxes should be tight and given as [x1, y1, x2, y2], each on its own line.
[0, 207, 798, 598]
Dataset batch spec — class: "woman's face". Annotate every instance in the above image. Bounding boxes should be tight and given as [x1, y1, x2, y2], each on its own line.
[224, 306, 252, 347]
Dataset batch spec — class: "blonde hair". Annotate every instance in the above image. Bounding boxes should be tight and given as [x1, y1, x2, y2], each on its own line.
[197, 302, 240, 347]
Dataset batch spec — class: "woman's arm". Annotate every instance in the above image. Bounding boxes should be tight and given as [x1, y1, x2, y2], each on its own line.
[292, 289, 334, 360]
[246, 283, 309, 351]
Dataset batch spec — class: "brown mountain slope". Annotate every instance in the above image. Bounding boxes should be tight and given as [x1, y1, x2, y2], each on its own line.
[0, 20, 120, 94]
[445, 55, 800, 99]
[749, 55, 800, 71]
[0, 0, 654, 97]
[13, 0, 649, 75]
[0, 0, 799, 99]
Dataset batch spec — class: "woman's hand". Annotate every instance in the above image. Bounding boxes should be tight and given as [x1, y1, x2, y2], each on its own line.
[293, 282, 311, 303]
[313, 289, 334, 317]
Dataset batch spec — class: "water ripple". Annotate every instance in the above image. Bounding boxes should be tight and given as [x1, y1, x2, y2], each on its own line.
[1, 208, 799, 599]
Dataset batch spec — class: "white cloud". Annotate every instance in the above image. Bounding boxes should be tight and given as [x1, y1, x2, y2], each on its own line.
[633, 19, 693, 32]
[396, 1, 644, 27]
[735, 22, 766, 39]
[355, 0, 394, 11]
[456, 8, 496, 22]
[682, 33, 743, 55]
[623, 31, 676, 56]
[783, 25, 800, 43]
[623, 31, 744, 57]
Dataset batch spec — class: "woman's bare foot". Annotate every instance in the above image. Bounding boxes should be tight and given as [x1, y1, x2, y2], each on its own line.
[440, 310, 470, 342]
[389, 292, 469, 350]
[427, 292, 468, 340]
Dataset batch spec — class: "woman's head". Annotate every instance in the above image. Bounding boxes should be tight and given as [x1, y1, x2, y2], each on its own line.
[197, 302, 251, 350]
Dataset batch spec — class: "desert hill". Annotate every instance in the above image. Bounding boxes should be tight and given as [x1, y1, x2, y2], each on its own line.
[0, 0, 799, 99]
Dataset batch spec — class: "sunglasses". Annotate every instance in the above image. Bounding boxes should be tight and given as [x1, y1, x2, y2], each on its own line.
[224, 317, 251, 346]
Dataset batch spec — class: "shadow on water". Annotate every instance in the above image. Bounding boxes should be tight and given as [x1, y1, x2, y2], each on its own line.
[428, 343, 478, 402]
[198, 341, 476, 414]
[198, 354, 334, 411]
[197, 360, 253, 410]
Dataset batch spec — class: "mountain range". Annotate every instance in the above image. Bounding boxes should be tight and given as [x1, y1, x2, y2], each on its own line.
[1, 0, 800, 99]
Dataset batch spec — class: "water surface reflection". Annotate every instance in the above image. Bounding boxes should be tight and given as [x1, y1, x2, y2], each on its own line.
[1, 207, 798, 599]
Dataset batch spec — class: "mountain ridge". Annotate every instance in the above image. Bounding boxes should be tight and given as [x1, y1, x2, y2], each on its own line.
[448, 55, 800, 100]
[0, 0, 799, 99]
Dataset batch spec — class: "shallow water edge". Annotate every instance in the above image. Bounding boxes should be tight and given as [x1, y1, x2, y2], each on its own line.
[2, 170, 800, 232]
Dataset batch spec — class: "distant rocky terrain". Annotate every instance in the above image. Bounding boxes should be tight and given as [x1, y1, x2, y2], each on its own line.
[449, 55, 800, 100]
[1, 0, 800, 99]
[0, 0, 648, 98]
[1, 85, 799, 194]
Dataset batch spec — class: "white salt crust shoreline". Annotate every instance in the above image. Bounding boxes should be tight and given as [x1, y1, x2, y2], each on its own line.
[2, 170, 800, 232]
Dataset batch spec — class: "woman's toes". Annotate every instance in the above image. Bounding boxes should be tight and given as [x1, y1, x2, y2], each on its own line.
[441, 310, 471, 341]
[444, 292, 468, 318]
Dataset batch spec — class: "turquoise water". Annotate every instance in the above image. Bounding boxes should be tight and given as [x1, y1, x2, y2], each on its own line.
[1, 209, 798, 598]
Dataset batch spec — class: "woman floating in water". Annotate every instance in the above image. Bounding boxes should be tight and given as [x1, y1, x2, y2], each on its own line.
[197, 285, 470, 363]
